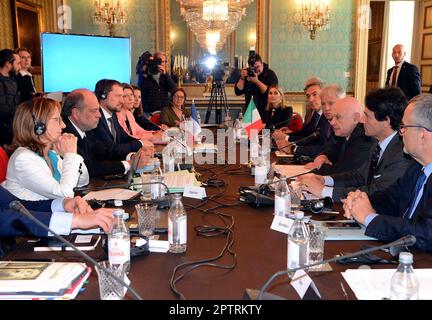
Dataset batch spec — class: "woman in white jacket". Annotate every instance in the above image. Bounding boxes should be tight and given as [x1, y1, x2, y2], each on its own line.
[2, 97, 89, 200]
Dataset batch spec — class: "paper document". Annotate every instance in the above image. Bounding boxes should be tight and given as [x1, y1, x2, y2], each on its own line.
[83, 188, 139, 201]
[325, 225, 377, 241]
[273, 165, 311, 178]
[163, 170, 200, 192]
[342, 268, 432, 300]
[275, 151, 293, 158]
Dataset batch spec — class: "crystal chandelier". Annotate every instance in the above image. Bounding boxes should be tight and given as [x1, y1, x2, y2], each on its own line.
[295, 0, 330, 40]
[203, 0, 228, 21]
[92, 0, 127, 37]
[177, 0, 253, 53]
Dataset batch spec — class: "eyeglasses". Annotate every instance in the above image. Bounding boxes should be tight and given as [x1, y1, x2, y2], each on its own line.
[173, 95, 185, 100]
[398, 124, 432, 134]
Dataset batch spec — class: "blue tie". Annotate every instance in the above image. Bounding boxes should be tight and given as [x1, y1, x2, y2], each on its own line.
[406, 171, 427, 219]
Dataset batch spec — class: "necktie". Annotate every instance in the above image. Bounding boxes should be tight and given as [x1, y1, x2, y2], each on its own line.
[107, 117, 117, 142]
[405, 171, 427, 219]
[391, 66, 399, 87]
[367, 144, 381, 185]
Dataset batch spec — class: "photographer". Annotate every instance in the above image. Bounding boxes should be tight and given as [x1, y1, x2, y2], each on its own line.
[137, 51, 176, 115]
[234, 52, 278, 119]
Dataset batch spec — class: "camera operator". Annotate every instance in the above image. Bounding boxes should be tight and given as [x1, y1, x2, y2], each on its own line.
[137, 51, 176, 117]
[234, 52, 278, 119]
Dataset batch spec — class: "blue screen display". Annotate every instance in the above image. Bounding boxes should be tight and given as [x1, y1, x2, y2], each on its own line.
[42, 33, 131, 93]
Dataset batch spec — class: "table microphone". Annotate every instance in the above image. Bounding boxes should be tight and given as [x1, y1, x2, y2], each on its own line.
[279, 130, 320, 153]
[248, 235, 416, 300]
[9, 200, 143, 301]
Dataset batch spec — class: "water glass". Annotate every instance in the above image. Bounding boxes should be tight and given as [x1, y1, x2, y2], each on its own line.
[135, 203, 157, 236]
[96, 261, 125, 300]
[308, 223, 327, 270]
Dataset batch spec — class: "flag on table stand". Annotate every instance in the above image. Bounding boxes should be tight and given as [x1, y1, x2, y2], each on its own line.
[190, 99, 202, 138]
[242, 99, 263, 138]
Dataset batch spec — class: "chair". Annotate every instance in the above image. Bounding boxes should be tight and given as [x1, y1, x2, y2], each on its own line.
[287, 112, 303, 132]
[0, 147, 9, 183]
[150, 113, 161, 125]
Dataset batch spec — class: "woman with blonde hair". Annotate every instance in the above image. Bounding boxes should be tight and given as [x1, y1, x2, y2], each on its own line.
[2, 97, 89, 200]
[264, 85, 293, 130]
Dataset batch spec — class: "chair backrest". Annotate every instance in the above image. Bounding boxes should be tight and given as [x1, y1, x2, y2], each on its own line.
[288, 112, 303, 132]
[150, 113, 161, 125]
[0, 147, 9, 183]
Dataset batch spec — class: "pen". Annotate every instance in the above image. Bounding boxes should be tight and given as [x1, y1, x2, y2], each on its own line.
[340, 281, 349, 300]
[13, 258, 56, 262]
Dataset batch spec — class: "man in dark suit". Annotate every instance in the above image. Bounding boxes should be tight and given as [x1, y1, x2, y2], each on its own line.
[90, 79, 154, 159]
[299, 87, 411, 202]
[304, 97, 375, 175]
[344, 94, 432, 251]
[0, 186, 114, 255]
[385, 44, 421, 100]
[273, 79, 340, 158]
[62, 89, 152, 177]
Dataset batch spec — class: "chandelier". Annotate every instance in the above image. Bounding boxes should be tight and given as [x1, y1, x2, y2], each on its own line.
[92, 0, 127, 37]
[177, 0, 253, 53]
[295, 0, 330, 40]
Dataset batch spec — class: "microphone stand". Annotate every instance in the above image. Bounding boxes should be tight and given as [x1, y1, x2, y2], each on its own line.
[256, 235, 416, 300]
[9, 200, 143, 301]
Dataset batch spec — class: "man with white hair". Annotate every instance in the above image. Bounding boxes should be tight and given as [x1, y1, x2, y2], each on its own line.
[385, 44, 421, 99]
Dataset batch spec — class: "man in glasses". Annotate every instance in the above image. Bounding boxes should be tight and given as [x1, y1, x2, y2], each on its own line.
[298, 87, 412, 202]
[0, 49, 21, 146]
[344, 94, 432, 251]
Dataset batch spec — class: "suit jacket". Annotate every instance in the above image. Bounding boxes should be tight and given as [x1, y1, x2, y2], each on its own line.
[0, 186, 52, 239]
[288, 111, 322, 141]
[330, 134, 412, 201]
[62, 117, 125, 177]
[366, 162, 432, 251]
[294, 116, 335, 158]
[317, 124, 375, 175]
[89, 109, 142, 159]
[385, 61, 421, 99]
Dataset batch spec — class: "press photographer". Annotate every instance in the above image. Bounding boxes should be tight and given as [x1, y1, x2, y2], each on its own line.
[137, 51, 176, 116]
[234, 50, 278, 119]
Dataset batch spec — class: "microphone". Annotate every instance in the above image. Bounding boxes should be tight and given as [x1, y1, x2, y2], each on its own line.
[9, 200, 143, 300]
[279, 130, 320, 153]
[269, 117, 293, 131]
[300, 197, 333, 214]
[252, 235, 416, 300]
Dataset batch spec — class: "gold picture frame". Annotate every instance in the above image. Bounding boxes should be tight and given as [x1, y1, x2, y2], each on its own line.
[10, 0, 44, 74]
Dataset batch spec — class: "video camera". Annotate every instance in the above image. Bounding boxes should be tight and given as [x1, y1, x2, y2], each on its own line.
[247, 49, 257, 77]
[136, 51, 162, 76]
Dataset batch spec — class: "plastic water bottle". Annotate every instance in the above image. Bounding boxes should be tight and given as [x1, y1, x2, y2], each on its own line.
[151, 159, 165, 199]
[287, 211, 309, 277]
[275, 176, 291, 217]
[108, 209, 131, 273]
[168, 194, 187, 253]
[390, 252, 419, 300]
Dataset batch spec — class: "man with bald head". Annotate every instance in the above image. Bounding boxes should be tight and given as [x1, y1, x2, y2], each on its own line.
[385, 44, 421, 99]
[305, 96, 375, 175]
[62, 89, 153, 177]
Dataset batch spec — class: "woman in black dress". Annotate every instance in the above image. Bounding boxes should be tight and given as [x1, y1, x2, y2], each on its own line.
[264, 85, 293, 130]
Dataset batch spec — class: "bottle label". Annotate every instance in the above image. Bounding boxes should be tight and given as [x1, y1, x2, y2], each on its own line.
[287, 240, 300, 270]
[275, 195, 291, 217]
[168, 216, 187, 245]
[108, 238, 130, 265]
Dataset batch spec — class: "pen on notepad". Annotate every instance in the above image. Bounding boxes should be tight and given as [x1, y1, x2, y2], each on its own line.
[340, 281, 349, 300]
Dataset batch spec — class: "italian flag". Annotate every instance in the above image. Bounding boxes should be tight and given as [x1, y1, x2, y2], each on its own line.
[243, 99, 263, 138]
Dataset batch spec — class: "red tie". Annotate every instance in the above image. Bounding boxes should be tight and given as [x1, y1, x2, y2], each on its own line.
[391, 66, 399, 86]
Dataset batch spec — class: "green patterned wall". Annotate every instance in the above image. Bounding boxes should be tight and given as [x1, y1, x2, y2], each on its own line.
[235, 1, 257, 57]
[68, 0, 156, 85]
[270, 0, 355, 92]
[170, 0, 188, 56]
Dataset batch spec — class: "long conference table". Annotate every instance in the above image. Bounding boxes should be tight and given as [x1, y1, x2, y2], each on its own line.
[3, 143, 432, 301]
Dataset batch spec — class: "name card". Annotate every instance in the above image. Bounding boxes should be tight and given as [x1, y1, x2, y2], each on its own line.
[183, 185, 207, 200]
[271, 215, 294, 234]
[291, 269, 321, 299]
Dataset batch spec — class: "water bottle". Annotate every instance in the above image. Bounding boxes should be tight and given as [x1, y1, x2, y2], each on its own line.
[168, 194, 187, 253]
[108, 209, 131, 273]
[287, 211, 309, 277]
[151, 159, 165, 199]
[390, 252, 419, 300]
[275, 176, 291, 217]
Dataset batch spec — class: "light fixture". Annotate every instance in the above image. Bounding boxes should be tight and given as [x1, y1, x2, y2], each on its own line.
[92, 0, 127, 37]
[295, 0, 330, 40]
[203, 0, 229, 22]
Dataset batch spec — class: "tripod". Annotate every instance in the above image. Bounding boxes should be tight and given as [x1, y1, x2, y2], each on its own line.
[205, 80, 229, 124]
